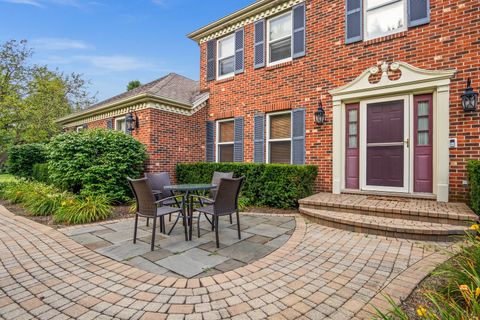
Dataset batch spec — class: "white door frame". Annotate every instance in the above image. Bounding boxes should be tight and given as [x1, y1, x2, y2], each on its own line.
[359, 95, 410, 193]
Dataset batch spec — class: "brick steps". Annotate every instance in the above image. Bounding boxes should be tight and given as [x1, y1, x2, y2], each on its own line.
[299, 207, 469, 241]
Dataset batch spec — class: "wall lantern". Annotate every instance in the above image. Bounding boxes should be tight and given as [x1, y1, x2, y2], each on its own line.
[461, 78, 478, 112]
[126, 112, 139, 134]
[314, 101, 326, 125]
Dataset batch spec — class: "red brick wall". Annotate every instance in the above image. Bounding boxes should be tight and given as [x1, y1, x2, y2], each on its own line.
[199, 0, 480, 202]
[72, 107, 208, 182]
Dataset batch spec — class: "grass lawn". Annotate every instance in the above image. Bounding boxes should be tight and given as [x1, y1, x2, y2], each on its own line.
[0, 174, 17, 183]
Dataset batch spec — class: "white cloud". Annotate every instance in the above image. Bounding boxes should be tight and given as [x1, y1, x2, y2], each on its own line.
[74, 55, 153, 72]
[32, 38, 93, 51]
[2, 0, 43, 7]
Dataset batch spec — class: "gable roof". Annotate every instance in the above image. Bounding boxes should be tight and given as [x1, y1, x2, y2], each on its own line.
[58, 73, 206, 125]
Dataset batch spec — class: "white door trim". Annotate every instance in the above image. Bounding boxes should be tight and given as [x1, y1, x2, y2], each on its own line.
[359, 95, 410, 193]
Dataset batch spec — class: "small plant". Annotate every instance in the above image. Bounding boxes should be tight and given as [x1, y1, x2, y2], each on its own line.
[24, 185, 67, 216]
[54, 194, 112, 225]
[0, 180, 34, 204]
[238, 196, 250, 211]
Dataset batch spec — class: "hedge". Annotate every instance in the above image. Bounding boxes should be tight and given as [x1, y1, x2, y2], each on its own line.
[32, 163, 50, 184]
[47, 129, 147, 203]
[7, 143, 47, 178]
[176, 162, 318, 209]
[468, 160, 480, 215]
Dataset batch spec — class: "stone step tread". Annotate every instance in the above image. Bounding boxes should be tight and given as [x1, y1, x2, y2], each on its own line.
[299, 193, 477, 221]
[300, 208, 469, 235]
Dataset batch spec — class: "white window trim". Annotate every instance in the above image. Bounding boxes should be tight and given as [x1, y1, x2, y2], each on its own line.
[266, 110, 292, 164]
[115, 116, 126, 132]
[76, 126, 84, 133]
[216, 118, 235, 163]
[267, 11, 293, 67]
[216, 34, 235, 81]
[364, 0, 408, 41]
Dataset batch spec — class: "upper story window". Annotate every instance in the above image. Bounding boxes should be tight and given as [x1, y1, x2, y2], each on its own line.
[267, 112, 292, 164]
[365, 0, 407, 40]
[267, 12, 293, 66]
[216, 119, 234, 162]
[217, 34, 235, 80]
[115, 117, 126, 132]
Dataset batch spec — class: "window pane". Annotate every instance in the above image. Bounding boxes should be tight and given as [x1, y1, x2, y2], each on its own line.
[219, 56, 234, 76]
[418, 117, 429, 131]
[349, 123, 357, 135]
[116, 119, 126, 131]
[219, 121, 234, 142]
[418, 101, 429, 116]
[270, 37, 292, 63]
[270, 141, 291, 164]
[418, 132, 429, 146]
[218, 35, 234, 59]
[349, 135, 358, 148]
[366, 1, 405, 37]
[219, 144, 234, 162]
[270, 113, 291, 139]
[367, 0, 399, 9]
[269, 14, 292, 42]
[348, 109, 358, 122]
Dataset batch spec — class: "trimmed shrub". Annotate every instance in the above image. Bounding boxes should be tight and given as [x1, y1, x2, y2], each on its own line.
[55, 194, 112, 224]
[176, 162, 318, 209]
[7, 143, 47, 178]
[32, 163, 50, 184]
[468, 160, 480, 214]
[47, 129, 147, 203]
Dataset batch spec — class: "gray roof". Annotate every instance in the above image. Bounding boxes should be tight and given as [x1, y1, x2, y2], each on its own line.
[87, 73, 201, 110]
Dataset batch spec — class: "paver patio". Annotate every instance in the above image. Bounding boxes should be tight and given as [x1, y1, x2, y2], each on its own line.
[0, 205, 454, 319]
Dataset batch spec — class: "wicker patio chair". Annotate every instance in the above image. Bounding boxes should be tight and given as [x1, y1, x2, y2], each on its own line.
[128, 177, 186, 251]
[197, 171, 234, 226]
[192, 177, 244, 248]
[145, 172, 181, 225]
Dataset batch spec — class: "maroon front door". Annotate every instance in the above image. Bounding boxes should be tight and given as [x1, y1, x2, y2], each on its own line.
[366, 100, 405, 188]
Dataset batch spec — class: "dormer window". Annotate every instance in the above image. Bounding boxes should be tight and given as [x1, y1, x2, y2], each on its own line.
[217, 34, 235, 80]
[267, 12, 293, 66]
[365, 0, 407, 40]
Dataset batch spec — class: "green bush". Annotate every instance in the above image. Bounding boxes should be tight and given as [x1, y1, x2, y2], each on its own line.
[55, 194, 112, 224]
[32, 163, 50, 184]
[7, 143, 47, 178]
[47, 129, 147, 203]
[468, 160, 480, 215]
[176, 162, 318, 209]
[24, 184, 67, 216]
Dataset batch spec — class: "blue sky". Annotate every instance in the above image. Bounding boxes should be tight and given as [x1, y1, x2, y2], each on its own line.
[0, 0, 253, 101]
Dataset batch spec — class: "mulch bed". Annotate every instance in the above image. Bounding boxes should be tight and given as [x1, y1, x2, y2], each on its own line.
[245, 206, 299, 215]
[0, 199, 132, 229]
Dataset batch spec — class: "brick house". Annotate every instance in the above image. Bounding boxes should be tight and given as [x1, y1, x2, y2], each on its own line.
[59, 0, 479, 203]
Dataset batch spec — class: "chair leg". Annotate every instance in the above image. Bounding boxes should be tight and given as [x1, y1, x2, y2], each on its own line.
[169, 214, 172, 222]
[168, 212, 181, 235]
[236, 210, 241, 240]
[133, 214, 138, 244]
[162, 216, 166, 234]
[229, 214, 233, 224]
[215, 215, 220, 248]
[182, 209, 188, 242]
[197, 213, 202, 238]
[146, 218, 149, 227]
[151, 217, 157, 251]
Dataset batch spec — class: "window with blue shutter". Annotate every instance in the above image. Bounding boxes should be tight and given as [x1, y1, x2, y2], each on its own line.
[206, 121, 215, 162]
[254, 114, 265, 163]
[408, 0, 430, 27]
[345, 0, 363, 44]
[234, 28, 244, 74]
[107, 119, 113, 130]
[206, 40, 216, 82]
[292, 109, 306, 165]
[254, 19, 265, 69]
[234, 117, 244, 162]
[292, 3, 306, 58]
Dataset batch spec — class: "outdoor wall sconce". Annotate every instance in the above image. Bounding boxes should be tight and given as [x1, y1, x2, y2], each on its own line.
[315, 101, 326, 125]
[461, 78, 478, 112]
[126, 112, 139, 134]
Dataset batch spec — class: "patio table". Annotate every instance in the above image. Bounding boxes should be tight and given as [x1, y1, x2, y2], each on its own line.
[164, 184, 217, 241]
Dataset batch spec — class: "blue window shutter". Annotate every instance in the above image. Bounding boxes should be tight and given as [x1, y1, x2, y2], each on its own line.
[107, 119, 113, 130]
[234, 28, 245, 74]
[254, 19, 265, 69]
[83, 123, 88, 130]
[206, 40, 216, 82]
[345, 0, 363, 44]
[206, 121, 215, 162]
[234, 117, 244, 162]
[292, 3, 306, 59]
[253, 114, 265, 163]
[292, 109, 306, 165]
[408, 0, 430, 27]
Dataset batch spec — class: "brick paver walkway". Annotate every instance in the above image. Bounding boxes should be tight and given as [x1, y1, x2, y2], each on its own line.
[0, 205, 453, 319]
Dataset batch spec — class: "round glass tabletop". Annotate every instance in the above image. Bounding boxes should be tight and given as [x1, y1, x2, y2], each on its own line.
[164, 184, 217, 192]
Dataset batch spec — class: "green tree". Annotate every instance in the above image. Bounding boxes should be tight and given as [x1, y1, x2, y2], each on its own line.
[127, 80, 141, 91]
[0, 40, 96, 159]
